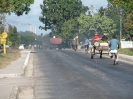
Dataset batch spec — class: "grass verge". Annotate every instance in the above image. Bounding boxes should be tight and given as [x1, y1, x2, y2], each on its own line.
[118, 48, 133, 56]
[0, 48, 21, 69]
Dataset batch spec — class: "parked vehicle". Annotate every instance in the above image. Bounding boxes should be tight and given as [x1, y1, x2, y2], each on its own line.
[19, 44, 25, 49]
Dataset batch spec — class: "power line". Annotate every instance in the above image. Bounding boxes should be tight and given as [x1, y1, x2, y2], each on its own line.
[6, 19, 31, 26]
[6, 19, 37, 34]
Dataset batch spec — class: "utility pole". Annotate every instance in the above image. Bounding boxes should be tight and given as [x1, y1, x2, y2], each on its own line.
[2, 13, 6, 32]
[120, 8, 122, 42]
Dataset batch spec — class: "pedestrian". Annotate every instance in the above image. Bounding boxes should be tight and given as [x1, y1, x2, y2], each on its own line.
[72, 38, 77, 51]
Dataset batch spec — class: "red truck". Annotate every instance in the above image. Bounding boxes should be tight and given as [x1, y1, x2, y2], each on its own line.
[50, 37, 62, 49]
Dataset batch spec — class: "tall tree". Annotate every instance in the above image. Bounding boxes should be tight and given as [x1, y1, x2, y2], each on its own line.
[0, 0, 34, 16]
[39, 0, 88, 33]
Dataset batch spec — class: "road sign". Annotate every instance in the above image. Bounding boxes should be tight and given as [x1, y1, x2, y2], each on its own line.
[2, 32, 8, 39]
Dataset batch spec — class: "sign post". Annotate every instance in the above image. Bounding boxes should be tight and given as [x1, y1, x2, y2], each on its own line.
[0, 32, 8, 54]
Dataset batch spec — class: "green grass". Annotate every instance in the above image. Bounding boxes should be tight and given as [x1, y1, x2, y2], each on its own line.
[118, 48, 133, 56]
[0, 48, 21, 69]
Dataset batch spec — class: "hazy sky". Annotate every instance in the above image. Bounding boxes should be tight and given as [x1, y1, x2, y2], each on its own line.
[6, 0, 108, 35]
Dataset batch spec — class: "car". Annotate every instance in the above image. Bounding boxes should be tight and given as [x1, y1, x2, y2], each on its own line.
[19, 44, 25, 49]
[6, 45, 10, 48]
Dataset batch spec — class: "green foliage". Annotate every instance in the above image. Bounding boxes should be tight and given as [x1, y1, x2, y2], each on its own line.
[19, 31, 36, 46]
[8, 26, 20, 47]
[61, 18, 78, 43]
[0, 0, 34, 15]
[124, 13, 133, 38]
[78, 14, 92, 36]
[98, 40, 107, 43]
[108, 0, 133, 11]
[98, 4, 129, 39]
[39, 0, 88, 31]
[7, 40, 12, 46]
[78, 14, 117, 39]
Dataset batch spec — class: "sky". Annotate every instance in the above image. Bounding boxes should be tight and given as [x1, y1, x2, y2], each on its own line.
[6, 0, 108, 35]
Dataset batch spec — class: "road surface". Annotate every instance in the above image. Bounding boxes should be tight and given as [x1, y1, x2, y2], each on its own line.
[33, 49, 133, 99]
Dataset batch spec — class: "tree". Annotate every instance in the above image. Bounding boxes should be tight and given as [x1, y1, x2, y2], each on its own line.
[98, 4, 130, 40]
[108, 0, 133, 11]
[8, 24, 13, 34]
[0, 0, 34, 16]
[61, 18, 78, 43]
[124, 13, 133, 40]
[78, 14, 117, 39]
[8, 26, 20, 47]
[39, 0, 88, 33]
[19, 31, 36, 46]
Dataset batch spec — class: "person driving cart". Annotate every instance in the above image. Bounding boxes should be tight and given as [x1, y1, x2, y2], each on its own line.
[102, 33, 108, 42]
[94, 33, 101, 42]
[93, 33, 101, 54]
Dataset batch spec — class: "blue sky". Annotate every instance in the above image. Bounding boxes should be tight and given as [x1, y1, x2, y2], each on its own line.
[6, 0, 108, 35]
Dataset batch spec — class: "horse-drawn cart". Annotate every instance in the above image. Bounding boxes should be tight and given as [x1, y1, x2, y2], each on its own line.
[90, 42, 109, 59]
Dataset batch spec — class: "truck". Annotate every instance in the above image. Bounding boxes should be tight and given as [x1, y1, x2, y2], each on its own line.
[50, 37, 62, 49]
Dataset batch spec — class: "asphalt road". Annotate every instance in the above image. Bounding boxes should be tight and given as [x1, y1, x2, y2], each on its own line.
[33, 49, 133, 99]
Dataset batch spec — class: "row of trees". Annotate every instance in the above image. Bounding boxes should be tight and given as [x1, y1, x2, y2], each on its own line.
[1, 24, 42, 48]
[40, 0, 133, 46]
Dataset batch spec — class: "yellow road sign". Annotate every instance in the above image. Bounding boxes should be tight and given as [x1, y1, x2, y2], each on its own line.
[2, 32, 8, 39]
